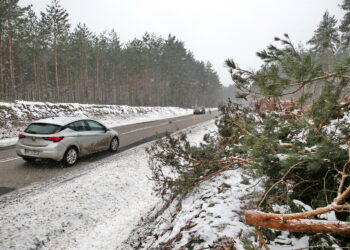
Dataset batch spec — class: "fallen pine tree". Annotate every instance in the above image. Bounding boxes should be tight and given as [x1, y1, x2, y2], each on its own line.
[223, 29, 350, 247]
[147, 27, 350, 248]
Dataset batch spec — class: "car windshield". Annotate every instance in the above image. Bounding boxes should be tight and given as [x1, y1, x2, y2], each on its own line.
[25, 123, 62, 135]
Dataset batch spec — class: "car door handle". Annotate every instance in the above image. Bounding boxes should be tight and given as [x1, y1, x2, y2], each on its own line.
[76, 134, 82, 137]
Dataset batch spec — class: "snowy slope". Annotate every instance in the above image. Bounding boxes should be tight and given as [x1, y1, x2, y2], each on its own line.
[130, 169, 261, 250]
[0, 120, 215, 250]
[0, 100, 192, 146]
[121, 123, 263, 250]
[0, 114, 316, 250]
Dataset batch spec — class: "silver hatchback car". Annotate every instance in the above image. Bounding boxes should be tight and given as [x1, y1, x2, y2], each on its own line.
[16, 117, 119, 167]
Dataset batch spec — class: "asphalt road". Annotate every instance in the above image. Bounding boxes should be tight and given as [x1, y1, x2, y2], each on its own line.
[0, 111, 217, 196]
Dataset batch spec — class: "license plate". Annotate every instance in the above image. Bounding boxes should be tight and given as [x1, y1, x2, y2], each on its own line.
[25, 149, 40, 156]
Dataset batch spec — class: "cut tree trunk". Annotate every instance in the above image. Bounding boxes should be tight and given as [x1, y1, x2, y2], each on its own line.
[245, 210, 350, 236]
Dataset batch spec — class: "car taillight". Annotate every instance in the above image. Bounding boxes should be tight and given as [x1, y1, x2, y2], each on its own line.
[18, 134, 25, 139]
[44, 136, 64, 142]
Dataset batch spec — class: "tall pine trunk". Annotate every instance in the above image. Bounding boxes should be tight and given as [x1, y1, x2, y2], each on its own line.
[84, 62, 88, 101]
[54, 43, 59, 99]
[44, 59, 50, 99]
[95, 52, 99, 103]
[8, 30, 15, 100]
[127, 72, 132, 105]
[32, 50, 38, 100]
[0, 33, 3, 99]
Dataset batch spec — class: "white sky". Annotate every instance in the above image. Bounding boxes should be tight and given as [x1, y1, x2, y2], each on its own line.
[21, 0, 345, 86]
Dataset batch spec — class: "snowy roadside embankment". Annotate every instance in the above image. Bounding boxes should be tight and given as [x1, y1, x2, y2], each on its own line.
[0, 100, 193, 145]
[123, 169, 262, 250]
[0, 120, 216, 250]
[121, 123, 264, 250]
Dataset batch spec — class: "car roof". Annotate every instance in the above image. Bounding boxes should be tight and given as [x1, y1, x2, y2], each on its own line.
[32, 117, 87, 126]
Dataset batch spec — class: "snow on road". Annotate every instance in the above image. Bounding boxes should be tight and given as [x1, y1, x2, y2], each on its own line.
[0, 120, 216, 250]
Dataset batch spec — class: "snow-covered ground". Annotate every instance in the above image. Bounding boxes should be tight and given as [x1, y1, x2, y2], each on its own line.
[0, 120, 216, 250]
[0, 145, 157, 249]
[0, 116, 316, 249]
[0, 100, 194, 147]
[121, 123, 265, 250]
[123, 169, 262, 250]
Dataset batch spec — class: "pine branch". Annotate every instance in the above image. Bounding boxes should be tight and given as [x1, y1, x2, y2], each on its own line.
[282, 69, 350, 96]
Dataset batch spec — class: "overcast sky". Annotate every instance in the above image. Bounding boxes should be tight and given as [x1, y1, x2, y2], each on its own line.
[21, 0, 345, 86]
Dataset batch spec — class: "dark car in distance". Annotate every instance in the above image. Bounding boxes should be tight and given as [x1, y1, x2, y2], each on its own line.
[193, 106, 206, 115]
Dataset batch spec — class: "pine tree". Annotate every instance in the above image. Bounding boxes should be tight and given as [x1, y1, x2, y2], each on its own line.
[340, 0, 350, 42]
[0, 0, 28, 99]
[68, 23, 90, 101]
[106, 29, 122, 104]
[40, 0, 70, 98]
[308, 11, 339, 53]
[19, 8, 42, 100]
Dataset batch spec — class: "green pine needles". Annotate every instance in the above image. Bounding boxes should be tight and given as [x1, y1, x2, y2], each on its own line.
[147, 2, 350, 246]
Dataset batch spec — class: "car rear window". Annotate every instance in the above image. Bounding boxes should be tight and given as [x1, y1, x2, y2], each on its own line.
[25, 123, 62, 134]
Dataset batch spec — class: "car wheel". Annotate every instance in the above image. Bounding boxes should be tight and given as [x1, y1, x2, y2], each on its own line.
[109, 137, 119, 152]
[22, 156, 35, 162]
[62, 147, 78, 167]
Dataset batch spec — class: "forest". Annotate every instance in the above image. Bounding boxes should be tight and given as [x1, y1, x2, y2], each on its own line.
[0, 0, 227, 107]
